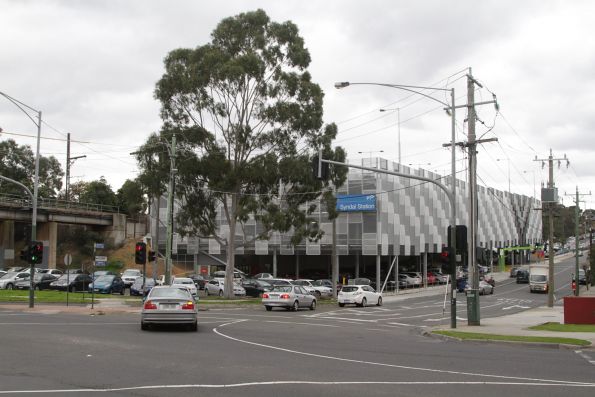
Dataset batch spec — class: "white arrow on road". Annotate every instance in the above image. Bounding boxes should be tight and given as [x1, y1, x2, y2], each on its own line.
[502, 305, 530, 310]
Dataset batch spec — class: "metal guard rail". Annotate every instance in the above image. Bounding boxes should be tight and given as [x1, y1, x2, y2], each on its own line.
[0, 193, 120, 213]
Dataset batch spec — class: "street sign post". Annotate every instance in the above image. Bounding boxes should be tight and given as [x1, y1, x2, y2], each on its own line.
[64, 253, 72, 307]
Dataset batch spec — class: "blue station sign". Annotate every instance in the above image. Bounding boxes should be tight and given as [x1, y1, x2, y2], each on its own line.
[336, 194, 377, 212]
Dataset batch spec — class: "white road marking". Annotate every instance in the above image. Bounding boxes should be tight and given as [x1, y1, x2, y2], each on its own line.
[264, 320, 340, 328]
[502, 305, 531, 310]
[212, 322, 595, 386]
[2, 380, 595, 394]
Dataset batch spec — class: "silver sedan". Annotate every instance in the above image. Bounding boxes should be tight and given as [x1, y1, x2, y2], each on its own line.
[262, 285, 317, 311]
[141, 286, 198, 331]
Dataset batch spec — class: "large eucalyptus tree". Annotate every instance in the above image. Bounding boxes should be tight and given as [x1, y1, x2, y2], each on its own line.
[139, 9, 346, 297]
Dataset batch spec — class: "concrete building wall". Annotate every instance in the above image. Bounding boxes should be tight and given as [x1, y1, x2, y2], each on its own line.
[152, 158, 542, 267]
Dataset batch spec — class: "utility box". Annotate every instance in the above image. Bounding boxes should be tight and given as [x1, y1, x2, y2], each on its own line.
[541, 187, 558, 203]
[564, 296, 595, 324]
[466, 290, 480, 326]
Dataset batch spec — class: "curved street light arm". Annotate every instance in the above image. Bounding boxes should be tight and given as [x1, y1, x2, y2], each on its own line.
[0, 91, 40, 127]
[0, 174, 33, 200]
[335, 82, 451, 108]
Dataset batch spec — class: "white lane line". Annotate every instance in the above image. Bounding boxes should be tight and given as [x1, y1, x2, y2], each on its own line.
[264, 320, 340, 328]
[2, 380, 595, 394]
[213, 322, 595, 386]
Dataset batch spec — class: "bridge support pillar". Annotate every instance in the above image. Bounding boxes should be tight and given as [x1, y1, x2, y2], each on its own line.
[0, 220, 15, 269]
[38, 222, 58, 269]
[100, 213, 127, 247]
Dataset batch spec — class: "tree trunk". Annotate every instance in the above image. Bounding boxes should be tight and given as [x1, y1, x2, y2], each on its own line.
[224, 194, 237, 299]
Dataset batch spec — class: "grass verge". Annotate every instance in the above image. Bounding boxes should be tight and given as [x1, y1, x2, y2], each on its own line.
[432, 330, 591, 346]
[0, 290, 97, 304]
[529, 322, 595, 332]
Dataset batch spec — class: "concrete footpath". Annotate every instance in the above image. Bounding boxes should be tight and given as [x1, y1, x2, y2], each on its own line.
[431, 285, 595, 348]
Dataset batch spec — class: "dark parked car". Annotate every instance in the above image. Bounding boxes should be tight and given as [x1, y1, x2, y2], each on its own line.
[241, 279, 273, 297]
[50, 274, 93, 292]
[188, 274, 209, 290]
[130, 277, 157, 296]
[15, 273, 57, 290]
[88, 275, 125, 294]
[516, 269, 530, 284]
[92, 270, 116, 280]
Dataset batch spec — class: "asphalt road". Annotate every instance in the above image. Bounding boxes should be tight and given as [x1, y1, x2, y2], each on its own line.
[0, 257, 593, 396]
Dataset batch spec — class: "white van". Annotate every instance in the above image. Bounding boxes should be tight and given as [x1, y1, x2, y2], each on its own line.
[529, 265, 548, 293]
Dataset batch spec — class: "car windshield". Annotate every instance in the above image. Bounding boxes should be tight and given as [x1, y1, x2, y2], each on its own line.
[272, 286, 292, 293]
[56, 275, 70, 281]
[530, 275, 547, 282]
[269, 279, 290, 285]
[341, 286, 359, 293]
[0, 272, 17, 280]
[292, 280, 309, 286]
[312, 280, 328, 286]
[256, 280, 271, 287]
[173, 279, 193, 285]
[149, 287, 191, 299]
[94, 275, 115, 283]
[122, 270, 140, 276]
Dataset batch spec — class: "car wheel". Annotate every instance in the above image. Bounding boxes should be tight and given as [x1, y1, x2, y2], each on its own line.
[205, 289, 209, 296]
[338, 303, 345, 307]
[141, 322, 149, 331]
[490, 288, 494, 295]
[309, 300, 316, 310]
[265, 305, 272, 311]
[69, 286, 76, 293]
[315, 291, 321, 298]
[108, 288, 112, 294]
[360, 297, 367, 307]
[120, 287, 125, 295]
[218, 290, 223, 297]
[376, 297, 383, 306]
[190, 321, 198, 332]
[6, 283, 13, 290]
[35, 285, 41, 291]
[292, 300, 299, 311]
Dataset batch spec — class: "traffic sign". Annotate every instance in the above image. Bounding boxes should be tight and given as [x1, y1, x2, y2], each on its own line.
[94, 243, 105, 249]
[95, 256, 107, 262]
[95, 261, 107, 267]
[64, 254, 72, 266]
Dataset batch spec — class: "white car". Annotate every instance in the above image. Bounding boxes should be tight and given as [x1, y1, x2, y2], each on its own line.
[204, 279, 246, 297]
[171, 277, 198, 296]
[253, 273, 274, 279]
[338, 285, 382, 307]
[0, 272, 30, 290]
[121, 269, 142, 287]
[292, 279, 332, 297]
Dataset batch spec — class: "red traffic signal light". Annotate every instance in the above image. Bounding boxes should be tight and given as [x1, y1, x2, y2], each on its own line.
[29, 241, 43, 265]
[135, 242, 147, 264]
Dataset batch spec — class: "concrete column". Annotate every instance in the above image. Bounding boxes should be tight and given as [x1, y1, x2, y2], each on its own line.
[376, 254, 381, 292]
[355, 253, 360, 278]
[394, 255, 399, 294]
[423, 252, 428, 288]
[273, 248, 277, 278]
[37, 222, 57, 269]
[295, 253, 300, 279]
[0, 220, 15, 269]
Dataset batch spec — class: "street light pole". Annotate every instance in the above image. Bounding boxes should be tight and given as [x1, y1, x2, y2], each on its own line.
[336, 81, 458, 328]
[164, 134, 176, 285]
[0, 91, 41, 308]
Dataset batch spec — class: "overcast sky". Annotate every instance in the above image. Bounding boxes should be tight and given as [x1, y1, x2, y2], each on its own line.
[1, 0, 594, 209]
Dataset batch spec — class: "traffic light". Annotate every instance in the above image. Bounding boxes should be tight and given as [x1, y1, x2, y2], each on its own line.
[440, 247, 450, 263]
[311, 152, 329, 180]
[29, 241, 43, 265]
[135, 242, 147, 264]
[19, 248, 29, 262]
[148, 250, 156, 262]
